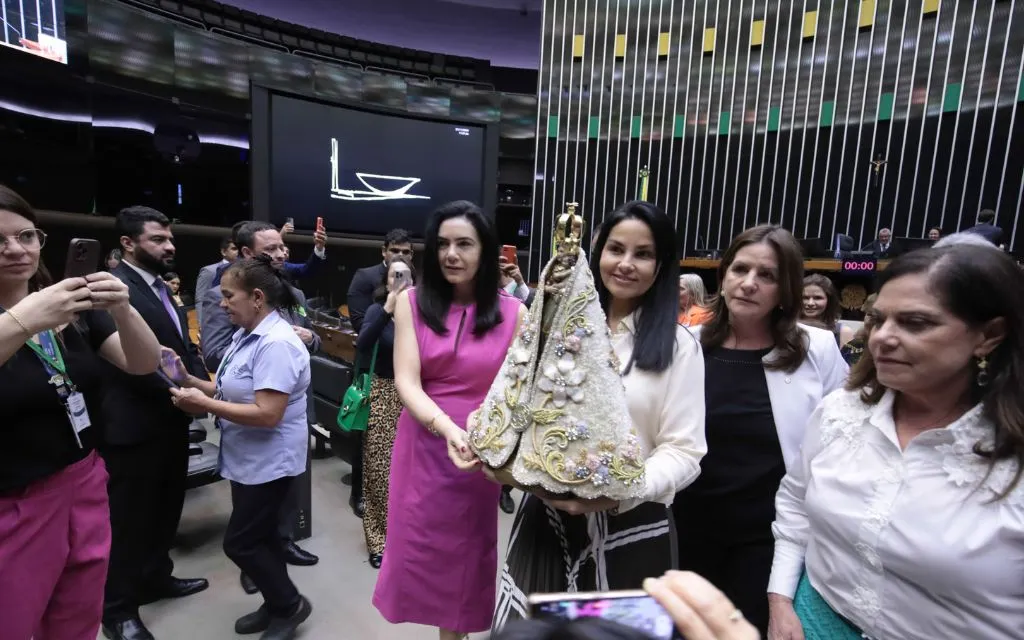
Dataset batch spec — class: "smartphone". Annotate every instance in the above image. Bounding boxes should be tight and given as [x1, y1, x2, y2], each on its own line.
[316, 217, 325, 232]
[285, 217, 295, 226]
[528, 590, 680, 639]
[501, 245, 518, 265]
[65, 238, 102, 279]
[392, 266, 411, 291]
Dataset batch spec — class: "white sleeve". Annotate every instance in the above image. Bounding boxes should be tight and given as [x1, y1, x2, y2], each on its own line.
[768, 402, 827, 598]
[817, 330, 850, 395]
[619, 332, 707, 514]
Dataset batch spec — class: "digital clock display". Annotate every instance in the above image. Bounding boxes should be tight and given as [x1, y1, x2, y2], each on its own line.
[841, 259, 877, 273]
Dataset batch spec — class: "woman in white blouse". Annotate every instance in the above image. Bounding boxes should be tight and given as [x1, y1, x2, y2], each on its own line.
[768, 244, 1024, 640]
[674, 225, 849, 636]
[492, 201, 707, 628]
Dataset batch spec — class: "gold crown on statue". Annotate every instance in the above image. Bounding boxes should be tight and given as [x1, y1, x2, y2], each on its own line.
[469, 202, 645, 500]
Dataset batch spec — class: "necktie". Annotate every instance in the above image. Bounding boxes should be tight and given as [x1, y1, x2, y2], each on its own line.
[154, 280, 183, 336]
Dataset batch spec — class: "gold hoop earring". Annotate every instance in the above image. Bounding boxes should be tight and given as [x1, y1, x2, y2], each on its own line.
[976, 355, 991, 387]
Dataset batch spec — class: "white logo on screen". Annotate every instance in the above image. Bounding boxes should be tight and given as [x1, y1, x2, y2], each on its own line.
[329, 138, 431, 202]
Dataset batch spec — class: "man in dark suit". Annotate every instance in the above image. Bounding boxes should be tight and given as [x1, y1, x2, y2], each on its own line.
[199, 222, 320, 593]
[862, 227, 902, 258]
[101, 207, 209, 640]
[342, 228, 412, 517]
[965, 209, 1004, 246]
[346, 228, 413, 332]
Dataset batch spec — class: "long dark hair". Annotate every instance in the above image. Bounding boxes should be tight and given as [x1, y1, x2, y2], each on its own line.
[801, 273, 841, 330]
[701, 224, 808, 372]
[373, 255, 416, 303]
[847, 245, 1024, 496]
[223, 255, 299, 311]
[0, 185, 52, 292]
[417, 200, 502, 336]
[592, 201, 680, 374]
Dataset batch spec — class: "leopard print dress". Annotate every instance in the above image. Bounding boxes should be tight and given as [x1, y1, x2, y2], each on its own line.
[362, 375, 403, 555]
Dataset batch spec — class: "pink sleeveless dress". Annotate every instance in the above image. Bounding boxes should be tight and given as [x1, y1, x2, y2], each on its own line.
[373, 289, 521, 633]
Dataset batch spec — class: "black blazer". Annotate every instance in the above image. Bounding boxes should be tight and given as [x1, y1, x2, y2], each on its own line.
[100, 262, 207, 446]
[347, 263, 387, 332]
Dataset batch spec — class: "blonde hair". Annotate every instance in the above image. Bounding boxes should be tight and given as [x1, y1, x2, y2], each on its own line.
[678, 273, 708, 309]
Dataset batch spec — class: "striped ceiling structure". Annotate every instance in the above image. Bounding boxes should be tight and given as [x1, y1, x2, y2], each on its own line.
[526, 0, 1023, 276]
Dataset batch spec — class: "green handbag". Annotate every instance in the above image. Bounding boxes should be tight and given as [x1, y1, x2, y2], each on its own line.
[337, 341, 379, 433]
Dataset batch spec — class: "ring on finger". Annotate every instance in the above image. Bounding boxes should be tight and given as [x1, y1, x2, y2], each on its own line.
[728, 609, 744, 623]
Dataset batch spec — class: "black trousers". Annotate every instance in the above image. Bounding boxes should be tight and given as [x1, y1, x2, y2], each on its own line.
[673, 496, 775, 637]
[102, 429, 188, 622]
[224, 478, 301, 615]
[277, 476, 300, 541]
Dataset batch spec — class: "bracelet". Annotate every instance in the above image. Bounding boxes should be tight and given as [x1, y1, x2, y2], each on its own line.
[425, 411, 446, 437]
[4, 309, 31, 335]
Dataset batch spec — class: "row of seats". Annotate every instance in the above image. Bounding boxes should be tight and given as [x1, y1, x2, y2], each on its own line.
[127, 0, 486, 82]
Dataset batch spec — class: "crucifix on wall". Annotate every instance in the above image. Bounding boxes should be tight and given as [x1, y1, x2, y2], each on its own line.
[870, 154, 888, 188]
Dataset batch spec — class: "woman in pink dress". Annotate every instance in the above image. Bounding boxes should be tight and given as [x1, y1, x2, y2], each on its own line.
[373, 201, 525, 639]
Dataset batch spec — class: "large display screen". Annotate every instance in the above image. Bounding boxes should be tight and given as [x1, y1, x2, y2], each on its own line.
[268, 93, 488, 236]
[1, 0, 67, 63]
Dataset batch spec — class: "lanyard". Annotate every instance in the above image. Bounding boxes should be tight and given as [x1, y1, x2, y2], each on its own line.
[25, 330, 74, 397]
[214, 333, 255, 394]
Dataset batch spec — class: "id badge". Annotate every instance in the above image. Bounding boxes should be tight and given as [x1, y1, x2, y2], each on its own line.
[65, 391, 92, 442]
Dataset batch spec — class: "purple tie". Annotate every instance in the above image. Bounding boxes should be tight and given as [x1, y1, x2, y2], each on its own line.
[154, 280, 183, 336]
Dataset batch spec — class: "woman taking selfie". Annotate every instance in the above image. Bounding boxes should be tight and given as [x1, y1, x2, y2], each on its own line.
[164, 256, 313, 639]
[494, 201, 707, 629]
[0, 185, 161, 639]
[768, 245, 1024, 640]
[357, 256, 415, 570]
[674, 224, 848, 637]
[372, 201, 526, 640]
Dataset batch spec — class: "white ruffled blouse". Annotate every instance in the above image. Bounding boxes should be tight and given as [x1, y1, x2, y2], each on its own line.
[770, 388, 1024, 640]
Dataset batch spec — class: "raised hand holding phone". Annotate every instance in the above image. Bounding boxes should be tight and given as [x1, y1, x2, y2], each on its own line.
[314, 217, 327, 250]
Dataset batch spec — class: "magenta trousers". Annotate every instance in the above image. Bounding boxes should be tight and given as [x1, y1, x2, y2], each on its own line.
[0, 452, 111, 640]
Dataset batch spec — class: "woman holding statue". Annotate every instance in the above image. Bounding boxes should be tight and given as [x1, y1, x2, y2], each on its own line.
[488, 201, 707, 628]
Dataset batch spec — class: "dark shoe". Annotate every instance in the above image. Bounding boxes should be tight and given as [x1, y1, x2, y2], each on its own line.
[369, 553, 383, 569]
[235, 604, 271, 635]
[144, 576, 209, 602]
[349, 495, 365, 518]
[283, 540, 319, 566]
[240, 571, 259, 594]
[499, 488, 516, 514]
[260, 596, 313, 640]
[102, 617, 155, 640]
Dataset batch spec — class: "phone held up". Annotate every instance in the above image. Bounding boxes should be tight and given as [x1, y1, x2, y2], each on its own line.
[528, 590, 681, 640]
[392, 268, 410, 292]
[316, 217, 325, 233]
[64, 238, 102, 279]
[501, 244, 518, 266]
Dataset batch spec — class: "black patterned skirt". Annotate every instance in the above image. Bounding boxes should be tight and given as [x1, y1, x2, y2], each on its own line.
[492, 493, 677, 630]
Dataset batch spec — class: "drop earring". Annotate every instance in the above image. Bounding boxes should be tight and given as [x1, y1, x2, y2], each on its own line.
[976, 355, 991, 387]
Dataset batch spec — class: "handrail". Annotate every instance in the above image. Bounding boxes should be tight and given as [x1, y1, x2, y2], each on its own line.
[208, 27, 289, 53]
[118, 0, 206, 29]
[291, 50, 364, 70]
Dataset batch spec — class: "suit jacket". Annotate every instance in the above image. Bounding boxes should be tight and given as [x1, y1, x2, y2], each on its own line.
[863, 239, 902, 259]
[965, 223, 1003, 246]
[347, 263, 387, 332]
[101, 262, 207, 445]
[200, 283, 321, 373]
[195, 260, 226, 324]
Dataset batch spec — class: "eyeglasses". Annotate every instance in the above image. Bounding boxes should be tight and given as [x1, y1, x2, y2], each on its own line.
[0, 229, 47, 252]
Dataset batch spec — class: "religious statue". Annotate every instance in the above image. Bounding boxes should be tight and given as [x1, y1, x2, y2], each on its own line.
[468, 202, 645, 501]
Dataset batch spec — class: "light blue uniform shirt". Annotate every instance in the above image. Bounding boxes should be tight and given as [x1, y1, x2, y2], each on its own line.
[216, 311, 311, 485]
